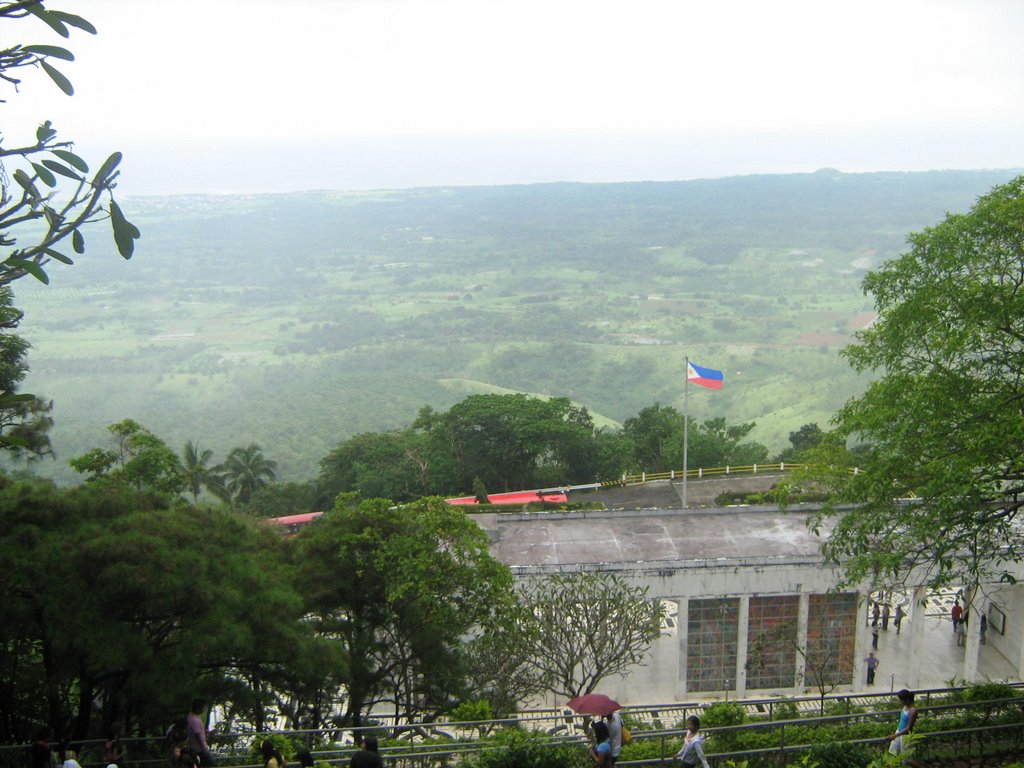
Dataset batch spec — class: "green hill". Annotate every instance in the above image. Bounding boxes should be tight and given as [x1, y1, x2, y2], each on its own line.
[9, 169, 1020, 484]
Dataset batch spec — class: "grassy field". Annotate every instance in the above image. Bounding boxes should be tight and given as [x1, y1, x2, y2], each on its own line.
[7, 169, 1019, 486]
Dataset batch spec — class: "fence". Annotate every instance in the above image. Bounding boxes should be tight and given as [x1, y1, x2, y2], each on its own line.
[6, 685, 1021, 768]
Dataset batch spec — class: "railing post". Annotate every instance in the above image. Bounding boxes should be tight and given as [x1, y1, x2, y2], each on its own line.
[698, 467, 703, 478]
[671, 470, 675, 479]
[780, 462, 785, 471]
[726, 465, 731, 474]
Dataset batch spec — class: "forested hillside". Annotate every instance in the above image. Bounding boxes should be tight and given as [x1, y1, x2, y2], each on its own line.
[8, 168, 1019, 485]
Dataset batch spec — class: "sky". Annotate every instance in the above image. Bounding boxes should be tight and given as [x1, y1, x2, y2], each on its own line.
[6, 0, 1024, 194]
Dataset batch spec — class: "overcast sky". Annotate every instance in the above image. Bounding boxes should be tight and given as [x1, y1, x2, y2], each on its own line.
[8, 0, 1024, 194]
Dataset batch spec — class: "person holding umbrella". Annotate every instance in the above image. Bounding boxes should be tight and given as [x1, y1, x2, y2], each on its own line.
[569, 695, 622, 768]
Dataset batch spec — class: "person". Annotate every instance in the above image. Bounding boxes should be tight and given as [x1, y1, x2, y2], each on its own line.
[951, 600, 963, 631]
[895, 604, 905, 634]
[166, 719, 189, 767]
[882, 602, 891, 630]
[589, 721, 612, 767]
[871, 623, 879, 650]
[888, 689, 917, 756]
[956, 616, 967, 647]
[260, 741, 285, 768]
[865, 652, 880, 685]
[60, 744, 83, 768]
[31, 727, 56, 768]
[186, 699, 213, 767]
[104, 724, 126, 768]
[350, 736, 383, 768]
[980, 614, 988, 644]
[605, 711, 623, 765]
[872, 601, 880, 627]
[674, 716, 710, 768]
[295, 751, 315, 768]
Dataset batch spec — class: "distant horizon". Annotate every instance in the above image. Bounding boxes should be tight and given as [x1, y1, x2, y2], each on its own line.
[111, 136, 1024, 198]
[8, 1, 1021, 198]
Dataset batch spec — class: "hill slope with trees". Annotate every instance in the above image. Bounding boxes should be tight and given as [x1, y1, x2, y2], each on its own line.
[8, 169, 1020, 484]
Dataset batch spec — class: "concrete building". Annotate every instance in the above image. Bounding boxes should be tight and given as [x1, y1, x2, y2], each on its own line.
[476, 481, 1023, 705]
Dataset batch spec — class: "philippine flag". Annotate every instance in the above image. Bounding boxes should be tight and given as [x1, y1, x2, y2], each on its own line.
[687, 361, 724, 390]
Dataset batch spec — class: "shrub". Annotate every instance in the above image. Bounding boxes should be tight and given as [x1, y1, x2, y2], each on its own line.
[772, 699, 803, 721]
[823, 700, 864, 717]
[460, 730, 588, 768]
[702, 702, 748, 728]
[963, 681, 1017, 703]
[807, 741, 874, 768]
[248, 734, 304, 766]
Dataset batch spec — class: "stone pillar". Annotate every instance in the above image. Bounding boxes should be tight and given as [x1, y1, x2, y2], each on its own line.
[736, 595, 750, 698]
[795, 592, 810, 690]
[853, 591, 870, 690]
[677, 596, 690, 699]
[906, 585, 927, 689]
[962, 588, 981, 682]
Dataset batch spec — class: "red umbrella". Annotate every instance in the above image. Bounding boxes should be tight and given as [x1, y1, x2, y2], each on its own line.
[567, 693, 621, 716]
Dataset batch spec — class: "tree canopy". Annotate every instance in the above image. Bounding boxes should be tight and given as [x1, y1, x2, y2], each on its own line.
[294, 494, 514, 726]
[516, 571, 664, 699]
[809, 175, 1024, 590]
[0, 286, 52, 457]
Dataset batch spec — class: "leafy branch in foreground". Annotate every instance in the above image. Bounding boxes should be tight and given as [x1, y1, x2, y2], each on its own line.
[799, 175, 1024, 592]
[0, 0, 139, 287]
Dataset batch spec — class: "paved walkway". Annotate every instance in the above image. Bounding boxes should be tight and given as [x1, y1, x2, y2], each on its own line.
[853, 600, 1016, 693]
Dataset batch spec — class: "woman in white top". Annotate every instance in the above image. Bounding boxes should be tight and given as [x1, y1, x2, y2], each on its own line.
[675, 716, 710, 768]
[60, 744, 83, 768]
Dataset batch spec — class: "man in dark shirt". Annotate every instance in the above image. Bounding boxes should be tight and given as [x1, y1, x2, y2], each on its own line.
[30, 728, 55, 768]
[350, 737, 382, 768]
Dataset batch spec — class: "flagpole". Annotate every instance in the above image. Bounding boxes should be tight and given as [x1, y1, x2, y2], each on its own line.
[683, 356, 689, 510]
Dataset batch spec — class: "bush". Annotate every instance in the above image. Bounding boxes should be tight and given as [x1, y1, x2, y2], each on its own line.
[822, 700, 864, 717]
[460, 730, 588, 768]
[248, 734, 304, 766]
[702, 702, 748, 728]
[964, 681, 1018, 703]
[772, 699, 803, 721]
[807, 742, 874, 768]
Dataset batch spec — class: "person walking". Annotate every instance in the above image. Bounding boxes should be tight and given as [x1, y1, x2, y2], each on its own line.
[589, 721, 612, 767]
[894, 604, 905, 634]
[882, 603, 891, 630]
[951, 600, 963, 632]
[605, 711, 623, 765]
[888, 689, 918, 757]
[865, 652, 880, 685]
[350, 737, 382, 768]
[871, 623, 880, 650]
[260, 742, 285, 768]
[186, 699, 213, 767]
[674, 716, 710, 768]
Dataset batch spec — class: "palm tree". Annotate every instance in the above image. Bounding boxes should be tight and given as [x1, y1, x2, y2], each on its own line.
[221, 443, 277, 505]
[182, 440, 228, 505]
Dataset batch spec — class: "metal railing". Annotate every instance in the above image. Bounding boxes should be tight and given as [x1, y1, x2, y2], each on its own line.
[7, 686, 1020, 768]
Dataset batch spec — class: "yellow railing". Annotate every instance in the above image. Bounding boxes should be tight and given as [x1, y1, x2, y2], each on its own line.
[608, 462, 863, 487]
[609, 462, 806, 487]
